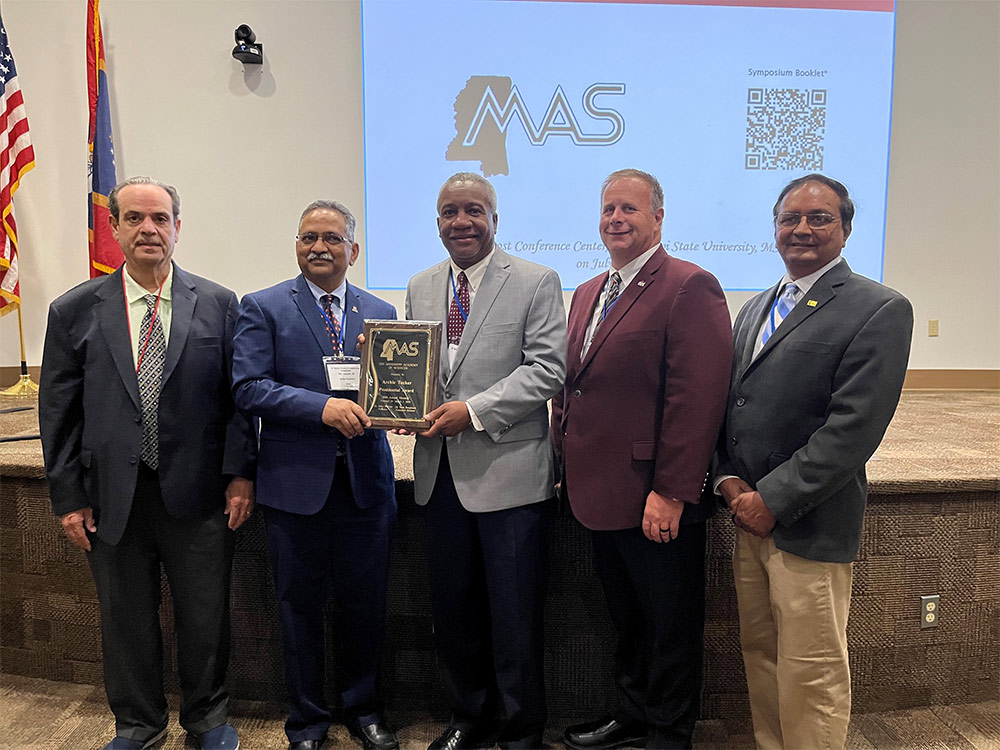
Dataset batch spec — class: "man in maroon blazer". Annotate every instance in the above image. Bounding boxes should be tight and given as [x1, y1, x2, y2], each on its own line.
[552, 169, 732, 749]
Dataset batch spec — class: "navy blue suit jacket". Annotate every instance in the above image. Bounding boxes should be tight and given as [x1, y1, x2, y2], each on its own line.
[39, 264, 257, 546]
[232, 275, 397, 515]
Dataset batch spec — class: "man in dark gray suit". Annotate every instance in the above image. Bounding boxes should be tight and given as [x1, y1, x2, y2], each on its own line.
[713, 174, 912, 750]
[40, 177, 256, 750]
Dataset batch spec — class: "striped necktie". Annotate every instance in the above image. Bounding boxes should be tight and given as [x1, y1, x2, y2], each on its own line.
[321, 294, 342, 355]
[137, 294, 166, 469]
[761, 282, 799, 346]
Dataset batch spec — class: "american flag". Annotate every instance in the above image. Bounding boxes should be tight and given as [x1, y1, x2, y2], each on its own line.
[0, 13, 36, 315]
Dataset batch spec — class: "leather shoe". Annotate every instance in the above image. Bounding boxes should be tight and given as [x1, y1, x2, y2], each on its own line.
[563, 717, 646, 749]
[351, 721, 400, 750]
[104, 728, 167, 749]
[198, 723, 239, 750]
[428, 725, 495, 750]
[288, 740, 324, 750]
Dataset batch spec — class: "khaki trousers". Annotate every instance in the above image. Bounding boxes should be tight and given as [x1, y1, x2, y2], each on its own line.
[733, 530, 853, 750]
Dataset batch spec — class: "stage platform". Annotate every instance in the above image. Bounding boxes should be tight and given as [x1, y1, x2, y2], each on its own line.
[1, 390, 997, 724]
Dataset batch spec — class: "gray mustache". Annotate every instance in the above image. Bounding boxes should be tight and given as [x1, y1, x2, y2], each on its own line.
[307, 251, 334, 261]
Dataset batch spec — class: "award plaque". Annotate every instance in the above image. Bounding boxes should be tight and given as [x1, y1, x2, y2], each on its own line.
[360, 320, 442, 430]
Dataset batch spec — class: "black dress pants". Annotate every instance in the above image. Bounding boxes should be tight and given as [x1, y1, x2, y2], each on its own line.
[424, 446, 552, 747]
[87, 464, 233, 743]
[591, 522, 707, 750]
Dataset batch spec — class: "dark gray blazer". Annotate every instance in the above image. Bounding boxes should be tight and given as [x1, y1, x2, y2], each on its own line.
[714, 260, 912, 563]
[39, 264, 257, 546]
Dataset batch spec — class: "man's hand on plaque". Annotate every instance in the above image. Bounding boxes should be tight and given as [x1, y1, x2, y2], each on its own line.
[323, 397, 372, 438]
[420, 401, 472, 438]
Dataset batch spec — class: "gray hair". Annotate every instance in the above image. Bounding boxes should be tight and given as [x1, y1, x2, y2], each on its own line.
[772, 173, 855, 230]
[108, 176, 181, 220]
[299, 200, 357, 242]
[601, 169, 664, 212]
[438, 172, 497, 214]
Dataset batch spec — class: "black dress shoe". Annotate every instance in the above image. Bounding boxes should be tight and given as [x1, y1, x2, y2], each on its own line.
[563, 717, 646, 749]
[428, 726, 495, 750]
[351, 721, 400, 750]
[288, 740, 323, 750]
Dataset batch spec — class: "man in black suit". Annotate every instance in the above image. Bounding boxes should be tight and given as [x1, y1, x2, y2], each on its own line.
[39, 176, 256, 750]
[713, 174, 912, 749]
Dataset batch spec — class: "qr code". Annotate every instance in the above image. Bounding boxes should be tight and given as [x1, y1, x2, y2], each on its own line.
[745, 88, 826, 170]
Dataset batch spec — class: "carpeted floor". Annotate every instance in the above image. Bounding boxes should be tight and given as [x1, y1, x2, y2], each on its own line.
[1, 673, 998, 750]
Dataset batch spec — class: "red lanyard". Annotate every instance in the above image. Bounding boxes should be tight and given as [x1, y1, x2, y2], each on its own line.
[123, 271, 167, 373]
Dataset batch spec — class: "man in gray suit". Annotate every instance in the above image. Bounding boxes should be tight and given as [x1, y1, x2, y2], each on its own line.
[404, 172, 566, 750]
[713, 174, 913, 749]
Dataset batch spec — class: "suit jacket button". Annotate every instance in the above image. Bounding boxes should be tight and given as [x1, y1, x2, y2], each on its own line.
[573, 389, 582, 397]
[134, 415, 142, 424]
[731, 437, 738, 445]
[129, 455, 138, 465]
[737, 397, 746, 406]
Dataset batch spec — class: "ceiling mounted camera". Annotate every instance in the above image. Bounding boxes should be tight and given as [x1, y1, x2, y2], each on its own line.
[232, 24, 263, 65]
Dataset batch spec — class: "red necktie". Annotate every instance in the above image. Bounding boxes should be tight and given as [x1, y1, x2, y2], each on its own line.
[321, 294, 343, 355]
[447, 272, 469, 345]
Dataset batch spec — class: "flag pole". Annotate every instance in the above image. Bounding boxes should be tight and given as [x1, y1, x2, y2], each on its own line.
[2, 305, 38, 395]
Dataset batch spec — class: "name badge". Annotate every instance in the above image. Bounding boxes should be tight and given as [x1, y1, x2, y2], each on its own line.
[324, 355, 361, 391]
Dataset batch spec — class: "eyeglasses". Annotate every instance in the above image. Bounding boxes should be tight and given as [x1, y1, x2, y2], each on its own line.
[775, 212, 840, 229]
[296, 232, 351, 247]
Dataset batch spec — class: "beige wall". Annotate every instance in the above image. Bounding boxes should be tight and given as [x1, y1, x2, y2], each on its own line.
[2, 0, 997, 373]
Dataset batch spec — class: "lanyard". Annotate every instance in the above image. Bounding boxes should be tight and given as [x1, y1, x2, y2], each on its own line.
[600, 290, 619, 322]
[124, 272, 167, 374]
[318, 296, 347, 353]
[450, 270, 469, 322]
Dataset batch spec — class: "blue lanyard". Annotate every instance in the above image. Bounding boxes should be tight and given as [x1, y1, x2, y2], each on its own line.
[450, 270, 469, 322]
[318, 296, 346, 353]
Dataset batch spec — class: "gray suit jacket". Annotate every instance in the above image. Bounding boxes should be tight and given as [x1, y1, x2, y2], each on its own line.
[714, 260, 912, 563]
[405, 248, 567, 511]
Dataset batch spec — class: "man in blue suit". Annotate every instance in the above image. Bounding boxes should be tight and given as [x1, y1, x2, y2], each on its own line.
[232, 200, 398, 750]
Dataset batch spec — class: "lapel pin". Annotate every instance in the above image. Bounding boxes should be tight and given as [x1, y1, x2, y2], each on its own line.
[352, 305, 359, 313]
[637, 280, 646, 287]
[806, 299, 818, 307]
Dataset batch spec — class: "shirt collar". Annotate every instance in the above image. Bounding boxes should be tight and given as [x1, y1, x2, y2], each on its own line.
[610, 243, 660, 289]
[123, 263, 174, 304]
[304, 276, 348, 307]
[779, 255, 842, 297]
[449, 245, 495, 293]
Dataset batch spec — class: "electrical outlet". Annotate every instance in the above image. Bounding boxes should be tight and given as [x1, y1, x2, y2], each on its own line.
[920, 595, 940, 628]
[928, 319, 940, 337]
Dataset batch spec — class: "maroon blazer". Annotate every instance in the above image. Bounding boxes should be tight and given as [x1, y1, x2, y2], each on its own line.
[552, 247, 732, 531]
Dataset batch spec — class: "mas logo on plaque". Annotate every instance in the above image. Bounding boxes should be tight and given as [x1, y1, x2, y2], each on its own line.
[361, 320, 442, 430]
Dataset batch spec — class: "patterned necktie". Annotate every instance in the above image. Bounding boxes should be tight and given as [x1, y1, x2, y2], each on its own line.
[321, 294, 343, 356]
[601, 271, 622, 325]
[448, 271, 470, 345]
[137, 294, 166, 469]
[761, 282, 799, 346]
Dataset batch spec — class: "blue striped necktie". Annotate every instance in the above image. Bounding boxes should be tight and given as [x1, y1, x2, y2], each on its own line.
[761, 282, 799, 346]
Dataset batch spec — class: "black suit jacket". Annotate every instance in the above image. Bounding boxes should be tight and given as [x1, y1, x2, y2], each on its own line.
[40, 264, 257, 546]
[714, 261, 912, 563]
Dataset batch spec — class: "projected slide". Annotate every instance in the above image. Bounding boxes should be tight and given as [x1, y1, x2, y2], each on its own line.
[361, 0, 895, 291]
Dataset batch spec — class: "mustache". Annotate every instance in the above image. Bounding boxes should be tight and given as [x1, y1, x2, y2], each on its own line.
[307, 251, 334, 261]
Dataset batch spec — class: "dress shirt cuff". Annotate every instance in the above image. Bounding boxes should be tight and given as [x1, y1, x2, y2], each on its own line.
[466, 402, 485, 431]
[713, 475, 739, 495]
